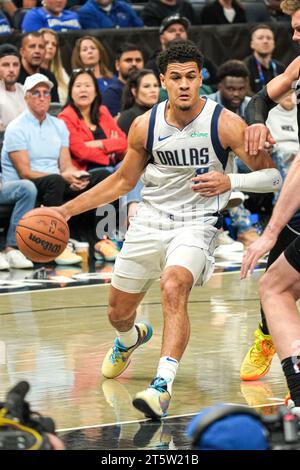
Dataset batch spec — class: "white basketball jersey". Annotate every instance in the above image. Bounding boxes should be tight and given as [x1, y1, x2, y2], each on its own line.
[142, 98, 234, 221]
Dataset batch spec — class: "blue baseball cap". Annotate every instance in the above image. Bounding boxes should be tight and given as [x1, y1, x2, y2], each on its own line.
[187, 404, 269, 450]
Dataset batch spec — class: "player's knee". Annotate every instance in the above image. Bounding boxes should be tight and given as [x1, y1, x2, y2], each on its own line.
[259, 267, 289, 303]
[160, 273, 191, 301]
[258, 271, 274, 301]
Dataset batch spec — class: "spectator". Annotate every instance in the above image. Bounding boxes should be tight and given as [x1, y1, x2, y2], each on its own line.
[201, 0, 246, 25]
[145, 16, 217, 90]
[78, 0, 143, 29]
[0, 44, 26, 131]
[244, 24, 285, 94]
[266, 91, 298, 201]
[102, 43, 144, 117]
[118, 69, 159, 135]
[18, 32, 60, 103]
[118, 68, 159, 221]
[0, 2, 12, 35]
[141, 0, 196, 27]
[22, 0, 81, 32]
[146, 14, 190, 79]
[0, 0, 16, 19]
[209, 59, 250, 117]
[0, 178, 37, 269]
[59, 69, 127, 172]
[40, 28, 69, 104]
[209, 60, 260, 248]
[58, 69, 127, 260]
[71, 36, 113, 95]
[1, 73, 110, 264]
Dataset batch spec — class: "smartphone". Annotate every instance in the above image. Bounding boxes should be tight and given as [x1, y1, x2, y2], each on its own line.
[77, 173, 90, 180]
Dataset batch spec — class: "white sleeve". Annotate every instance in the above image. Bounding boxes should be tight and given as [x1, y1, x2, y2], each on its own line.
[228, 168, 282, 193]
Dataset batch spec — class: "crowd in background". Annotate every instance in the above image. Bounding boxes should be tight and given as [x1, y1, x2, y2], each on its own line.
[0, 0, 294, 270]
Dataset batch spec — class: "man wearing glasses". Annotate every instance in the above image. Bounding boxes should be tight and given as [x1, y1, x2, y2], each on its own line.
[1, 73, 90, 202]
[1, 73, 110, 264]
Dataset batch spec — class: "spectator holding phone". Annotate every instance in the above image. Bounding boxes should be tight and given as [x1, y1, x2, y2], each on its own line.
[1, 73, 110, 264]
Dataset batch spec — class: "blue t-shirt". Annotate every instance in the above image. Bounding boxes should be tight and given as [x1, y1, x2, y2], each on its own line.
[102, 77, 124, 117]
[1, 110, 69, 182]
[78, 0, 143, 29]
[97, 77, 114, 94]
[22, 7, 81, 32]
[0, 11, 11, 35]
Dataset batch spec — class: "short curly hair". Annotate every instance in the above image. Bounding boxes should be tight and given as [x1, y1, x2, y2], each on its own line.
[281, 0, 300, 15]
[217, 60, 249, 83]
[157, 41, 204, 75]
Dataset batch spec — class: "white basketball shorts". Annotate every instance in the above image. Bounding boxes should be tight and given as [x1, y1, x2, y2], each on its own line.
[112, 204, 219, 293]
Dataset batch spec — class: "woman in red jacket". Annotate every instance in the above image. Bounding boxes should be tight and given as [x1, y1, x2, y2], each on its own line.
[59, 69, 127, 172]
[59, 69, 128, 261]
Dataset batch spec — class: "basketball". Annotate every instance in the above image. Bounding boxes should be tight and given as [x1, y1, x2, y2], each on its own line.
[16, 208, 69, 263]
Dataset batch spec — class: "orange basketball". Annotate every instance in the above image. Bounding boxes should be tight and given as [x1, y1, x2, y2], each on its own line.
[16, 208, 69, 263]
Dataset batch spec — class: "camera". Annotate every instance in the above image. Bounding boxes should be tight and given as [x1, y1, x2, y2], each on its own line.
[263, 406, 300, 450]
[0, 381, 57, 450]
[188, 403, 300, 450]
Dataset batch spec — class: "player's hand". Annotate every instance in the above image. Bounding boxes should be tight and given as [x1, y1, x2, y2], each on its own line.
[244, 124, 276, 156]
[240, 232, 277, 279]
[50, 205, 71, 221]
[191, 171, 231, 196]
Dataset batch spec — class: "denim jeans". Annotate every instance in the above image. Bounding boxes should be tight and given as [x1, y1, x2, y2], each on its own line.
[0, 180, 37, 247]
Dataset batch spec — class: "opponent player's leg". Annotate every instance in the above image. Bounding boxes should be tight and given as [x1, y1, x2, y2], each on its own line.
[240, 225, 297, 381]
[101, 280, 153, 379]
[133, 246, 206, 419]
[259, 244, 300, 408]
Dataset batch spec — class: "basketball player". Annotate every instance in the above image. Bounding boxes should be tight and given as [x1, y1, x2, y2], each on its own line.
[56, 42, 280, 419]
[240, 0, 300, 383]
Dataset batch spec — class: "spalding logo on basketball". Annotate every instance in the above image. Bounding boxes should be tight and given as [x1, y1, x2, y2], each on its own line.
[16, 207, 69, 263]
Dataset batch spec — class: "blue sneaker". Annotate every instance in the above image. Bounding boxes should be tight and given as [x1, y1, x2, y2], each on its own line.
[101, 322, 153, 378]
[132, 376, 171, 419]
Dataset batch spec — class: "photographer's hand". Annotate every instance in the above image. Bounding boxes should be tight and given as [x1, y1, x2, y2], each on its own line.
[47, 433, 65, 450]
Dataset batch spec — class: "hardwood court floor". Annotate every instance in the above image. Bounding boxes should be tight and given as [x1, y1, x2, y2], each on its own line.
[0, 268, 288, 449]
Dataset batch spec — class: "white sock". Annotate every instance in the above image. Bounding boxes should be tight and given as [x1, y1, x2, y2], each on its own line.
[117, 325, 138, 348]
[156, 356, 179, 395]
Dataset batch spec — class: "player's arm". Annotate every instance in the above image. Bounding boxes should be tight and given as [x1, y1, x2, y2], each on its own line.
[58, 114, 149, 219]
[193, 110, 282, 196]
[241, 150, 300, 278]
[244, 56, 300, 155]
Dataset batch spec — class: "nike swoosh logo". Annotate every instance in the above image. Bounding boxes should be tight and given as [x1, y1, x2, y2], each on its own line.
[166, 357, 178, 363]
[158, 135, 171, 142]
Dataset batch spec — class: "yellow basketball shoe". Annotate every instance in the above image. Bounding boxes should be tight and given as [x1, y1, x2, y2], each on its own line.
[240, 324, 276, 381]
[101, 322, 153, 379]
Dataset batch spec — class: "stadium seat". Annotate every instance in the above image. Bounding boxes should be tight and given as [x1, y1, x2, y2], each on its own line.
[192, 4, 205, 23]
[12, 8, 30, 30]
[49, 103, 62, 117]
[243, 2, 270, 22]
[131, 4, 144, 14]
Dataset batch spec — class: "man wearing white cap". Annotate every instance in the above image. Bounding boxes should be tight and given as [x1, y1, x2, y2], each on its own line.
[1, 73, 109, 264]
